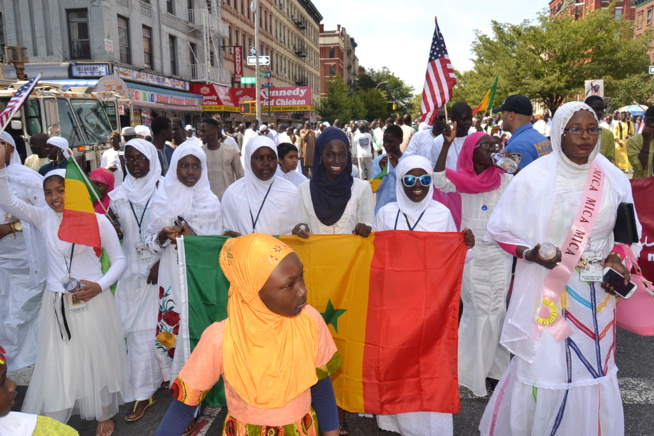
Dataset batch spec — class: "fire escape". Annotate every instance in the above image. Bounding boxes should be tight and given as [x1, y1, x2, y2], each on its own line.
[188, 0, 231, 85]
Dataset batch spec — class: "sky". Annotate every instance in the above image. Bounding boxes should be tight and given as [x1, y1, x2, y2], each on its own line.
[317, 0, 550, 94]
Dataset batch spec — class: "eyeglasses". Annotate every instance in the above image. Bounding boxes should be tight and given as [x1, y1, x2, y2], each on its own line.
[564, 127, 602, 136]
[478, 142, 502, 152]
[124, 155, 148, 163]
[402, 174, 432, 187]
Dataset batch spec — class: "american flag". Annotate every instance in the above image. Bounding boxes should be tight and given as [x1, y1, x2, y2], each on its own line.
[0, 73, 41, 132]
[420, 22, 456, 123]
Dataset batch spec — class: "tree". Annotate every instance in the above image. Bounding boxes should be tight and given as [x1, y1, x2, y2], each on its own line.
[357, 89, 389, 121]
[355, 67, 415, 114]
[454, 5, 652, 112]
[408, 93, 423, 121]
[317, 75, 366, 124]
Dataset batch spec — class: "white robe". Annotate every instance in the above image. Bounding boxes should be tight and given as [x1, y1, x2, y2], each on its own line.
[299, 178, 374, 235]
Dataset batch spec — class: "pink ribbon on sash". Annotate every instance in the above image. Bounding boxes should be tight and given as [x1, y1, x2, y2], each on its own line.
[537, 161, 605, 342]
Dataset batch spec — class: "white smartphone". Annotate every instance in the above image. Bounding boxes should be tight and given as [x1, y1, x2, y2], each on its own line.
[602, 267, 637, 299]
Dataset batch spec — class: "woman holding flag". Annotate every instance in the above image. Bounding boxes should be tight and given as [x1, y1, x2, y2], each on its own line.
[0, 139, 128, 436]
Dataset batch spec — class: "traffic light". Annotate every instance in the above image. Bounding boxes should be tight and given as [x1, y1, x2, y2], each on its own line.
[240, 103, 251, 114]
[392, 103, 397, 110]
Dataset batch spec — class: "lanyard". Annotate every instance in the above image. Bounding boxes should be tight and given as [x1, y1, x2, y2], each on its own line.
[393, 209, 426, 231]
[129, 196, 152, 236]
[64, 243, 76, 275]
[249, 180, 274, 232]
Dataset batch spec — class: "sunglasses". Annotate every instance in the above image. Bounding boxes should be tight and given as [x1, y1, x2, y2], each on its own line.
[478, 141, 502, 152]
[402, 174, 432, 187]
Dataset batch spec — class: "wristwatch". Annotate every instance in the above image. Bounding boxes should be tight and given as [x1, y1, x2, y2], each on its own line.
[10, 220, 22, 232]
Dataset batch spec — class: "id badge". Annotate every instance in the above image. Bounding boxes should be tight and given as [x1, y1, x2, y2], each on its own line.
[135, 241, 153, 263]
[66, 292, 87, 313]
[579, 250, 603, 282]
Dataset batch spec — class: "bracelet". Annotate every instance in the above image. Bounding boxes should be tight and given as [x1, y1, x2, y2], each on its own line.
[522, 248, 531, 262]
[609, 251, 623, 261]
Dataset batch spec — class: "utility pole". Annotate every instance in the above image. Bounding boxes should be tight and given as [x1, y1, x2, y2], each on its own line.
[253, 0, 261, 123]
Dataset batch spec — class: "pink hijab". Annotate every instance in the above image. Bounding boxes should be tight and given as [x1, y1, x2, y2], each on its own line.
[89, 167, 115, 214]
[445, 132, 503, 194]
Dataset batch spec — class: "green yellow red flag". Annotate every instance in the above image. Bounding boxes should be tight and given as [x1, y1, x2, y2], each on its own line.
[57, 158, 101, 256]
[178, 232, 467, 413]
[472, 77, 498, 115]
[368, 164, 389, 193]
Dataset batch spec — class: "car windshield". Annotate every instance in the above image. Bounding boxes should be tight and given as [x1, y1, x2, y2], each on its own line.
[70, 99, 113, 144]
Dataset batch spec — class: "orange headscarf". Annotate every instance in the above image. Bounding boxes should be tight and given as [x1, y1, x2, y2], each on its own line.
[219, 233, 318, 409]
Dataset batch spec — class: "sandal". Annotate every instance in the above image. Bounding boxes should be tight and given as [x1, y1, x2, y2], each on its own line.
[339, 419, 350, 436]
[183, 417, 198, 436]
[124, 397, 157, 422]
[96, 418, 114, 436]
[160, 380, 170, 389]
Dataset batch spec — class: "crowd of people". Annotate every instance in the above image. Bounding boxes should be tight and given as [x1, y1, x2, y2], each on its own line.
[0, 92, 644, 436]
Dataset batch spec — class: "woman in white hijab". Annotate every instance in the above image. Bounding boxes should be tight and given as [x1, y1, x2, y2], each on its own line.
[145, 142, 221, 386]
[373, 154, 473, 436]
[0, 132, 47, 372]
[109, 139, 163, 422]
[479, 102, 638, 436]
[373, 155, 457, 232]
[221, 135, 300, 235]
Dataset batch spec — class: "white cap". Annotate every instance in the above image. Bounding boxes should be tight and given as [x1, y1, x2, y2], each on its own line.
[259, 124, 268, 132]
[134, 125, 151, 137]
[185, 124, 193, 130]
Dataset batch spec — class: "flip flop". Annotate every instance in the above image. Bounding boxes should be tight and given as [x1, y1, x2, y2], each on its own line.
[183, 418, 198, 436]
[96, 418, 114, 436]
[124, 397, 157, 422]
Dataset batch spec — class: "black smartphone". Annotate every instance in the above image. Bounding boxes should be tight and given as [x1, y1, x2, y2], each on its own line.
[602, 267, 637, 299]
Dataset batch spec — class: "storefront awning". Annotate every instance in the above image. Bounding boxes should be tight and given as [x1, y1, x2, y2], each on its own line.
[127, 83, 203, 112]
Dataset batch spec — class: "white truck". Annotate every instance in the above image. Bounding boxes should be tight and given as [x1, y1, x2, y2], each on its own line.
[0, 81, 124, 170]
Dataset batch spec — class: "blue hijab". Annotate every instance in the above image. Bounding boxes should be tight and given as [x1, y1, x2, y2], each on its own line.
[309, 127, 353, 226]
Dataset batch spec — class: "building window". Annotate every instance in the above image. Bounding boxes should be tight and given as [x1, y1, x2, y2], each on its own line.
[235, 29, 240, 47]
[648, 8, 653, 25]
[0, 13, 5, 58]
[143, 25, 153, 68]
[167, 0, 175, 14]
[190, 42, 197, 79]
[169, 35, 178, 75]
[210, 50, 215, 67]
[117, 15, 130, 64]
[206, 0, 213, 14]
[329, 47, 335, 58]
[615, 7, 622, 19]
[67, 9, 90, 59]
[329, 65, 335, 76]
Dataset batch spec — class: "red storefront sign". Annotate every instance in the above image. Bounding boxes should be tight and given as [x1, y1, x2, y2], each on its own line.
[234, 47, 243, 81]
[190, 85, 314, 112]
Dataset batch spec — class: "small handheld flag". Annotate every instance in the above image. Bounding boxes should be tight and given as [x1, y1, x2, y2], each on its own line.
[419, 20, 456, 123]
[369, 164, 389, 193]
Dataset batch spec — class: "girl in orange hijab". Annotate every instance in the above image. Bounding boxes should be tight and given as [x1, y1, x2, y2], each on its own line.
[156, 233, 341, 436]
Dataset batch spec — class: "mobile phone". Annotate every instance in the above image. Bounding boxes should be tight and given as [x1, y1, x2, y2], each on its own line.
[602, 267, 637, 299]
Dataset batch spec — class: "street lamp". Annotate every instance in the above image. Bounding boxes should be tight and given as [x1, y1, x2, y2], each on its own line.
[375, 80, 389, 90]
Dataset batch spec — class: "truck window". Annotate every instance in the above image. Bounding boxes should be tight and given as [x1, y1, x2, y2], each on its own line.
[71, 99, 113, 144]
[24, 100, 42, 135]
[102, 101, 118, 130]
[57, 99, 85, 147]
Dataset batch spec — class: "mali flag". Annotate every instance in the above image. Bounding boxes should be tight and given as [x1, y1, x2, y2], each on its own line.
[472, 77, 498, 116]
[58, 158, 102, 256]
[368, 164, 389, 193]
[177, 232, 467, 414]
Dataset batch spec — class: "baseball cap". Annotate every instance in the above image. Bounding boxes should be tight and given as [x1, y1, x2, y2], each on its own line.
[492, 94, 533, 116]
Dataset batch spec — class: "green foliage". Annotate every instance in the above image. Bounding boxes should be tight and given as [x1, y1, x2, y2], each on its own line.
[317, 75, 367, 123]
[605, 73, 654, 109]
[357, 88, 389, 121]
[355, 67, 415, 114]
[408, 93, 423, 121]
[455, 5, 652, 112]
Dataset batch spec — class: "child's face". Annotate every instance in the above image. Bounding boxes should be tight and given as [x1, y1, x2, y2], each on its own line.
[0, 363, 17, 417]
[258, 253, 307, 317]
[279, 150, 299, 173]
[44, 178, 65, 213]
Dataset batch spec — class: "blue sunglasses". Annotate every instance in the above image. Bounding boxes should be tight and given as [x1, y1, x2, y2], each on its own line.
[402, 174, 432, 187]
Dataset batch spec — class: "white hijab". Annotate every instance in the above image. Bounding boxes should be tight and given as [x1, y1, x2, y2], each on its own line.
[395, 155, 434, 218]
[109, 138, 162, 207]
[485, 101, 638, 362]
[222, 135, 300, 235]
[146, 142, 222, 236]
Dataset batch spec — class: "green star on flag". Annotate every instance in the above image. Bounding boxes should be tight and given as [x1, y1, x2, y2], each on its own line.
[320, 299, 347, 332]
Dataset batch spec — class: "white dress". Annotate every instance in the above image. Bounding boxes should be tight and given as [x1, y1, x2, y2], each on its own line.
[0, 168, 130, 423]
[480, 153, 632, 436]
[297, 178, 374, 234]
[434, 171, 513, 396]
[110, 194, 163, 402]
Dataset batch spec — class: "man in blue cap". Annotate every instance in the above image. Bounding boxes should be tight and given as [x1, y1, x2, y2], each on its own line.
[494, 94, 552, 169]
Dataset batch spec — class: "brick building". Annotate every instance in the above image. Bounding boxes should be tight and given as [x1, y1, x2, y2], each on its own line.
[634, 0, 654, 61]
[319, 24, 359, 96]
[549, 0, 635, 20]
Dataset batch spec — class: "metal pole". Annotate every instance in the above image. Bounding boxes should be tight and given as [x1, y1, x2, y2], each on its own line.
[254, 0, 261, 123]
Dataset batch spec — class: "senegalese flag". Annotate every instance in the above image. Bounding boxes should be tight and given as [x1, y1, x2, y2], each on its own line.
[472, 77, 498, 115]
[177, 231, 467, 414]
[368, 164, 389, 193]
[58, 157, 102, 256]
